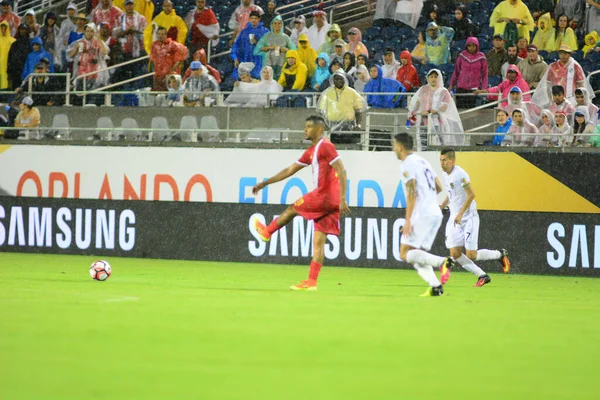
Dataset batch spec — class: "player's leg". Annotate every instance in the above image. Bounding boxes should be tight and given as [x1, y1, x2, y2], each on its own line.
[449, 217, 489, 285]
[472, 214, 510, 273]
[290, 230, 327, 291]
[253, 204, 299, 242]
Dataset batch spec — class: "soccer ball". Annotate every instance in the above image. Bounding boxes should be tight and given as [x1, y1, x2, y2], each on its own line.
[90, 260, 112, 281]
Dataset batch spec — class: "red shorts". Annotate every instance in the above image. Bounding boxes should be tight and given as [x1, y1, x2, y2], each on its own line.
[293, 190, 340, 236]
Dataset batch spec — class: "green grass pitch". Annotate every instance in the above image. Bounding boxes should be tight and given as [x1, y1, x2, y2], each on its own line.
[1, 252, 598, 400]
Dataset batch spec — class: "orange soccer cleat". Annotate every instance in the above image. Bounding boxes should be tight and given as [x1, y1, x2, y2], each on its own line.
[499, 249, 510, 274]
[290, 280, 317, 291]
[254, 218, 271, 242]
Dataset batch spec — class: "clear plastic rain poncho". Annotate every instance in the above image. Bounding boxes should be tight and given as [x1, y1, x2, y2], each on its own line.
[374, 0, 423, 29]
[318, 70, 367, 133]
[225, 65, 282, 107]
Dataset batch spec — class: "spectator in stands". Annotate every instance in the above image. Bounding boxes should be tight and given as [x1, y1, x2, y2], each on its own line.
[113, 0, 153, 25]
[319, 59, 354, 90]
[17, 62, 63, 105]
[149, 26, 188, 91]
[532, 13, 554, 51]
[425, 22, 454, 66]
[493, 109, 512, 145]
[501, 44, 523, 78]
[475, 64, 530, 106]
[69, 14, 88, 45]
[586, 1, 600, 34]
[24, 9, 40, 38]
[489, 0, 534, 43]
[555, 0, 585, 29]
[92, 0, 123, 30]
[114, 0, 147, 74]
[262, 0, 278, 29]
[528, 0, 555, 21]
[396, 50, 420, 92]
[297, 34, 317, 79]
[22, 37, 54, 81]
[306, 9, 330, 51]
[183, 49, 220, 83]
[449, 37, 488, 109]
[516, 37, 528, 59]
[162, 74, 183, 106]
[69, 23, 109, 90]
[412, 31, 426, 64]
[364, 65, 405, 109]
[517, 44, 547, 89]
[185, 0, 219, 57]
[552, 110, 571, 145]
[507, 108, 537, 146]
[318, 70, 366, 139]
[549, 85, 577, 124]
[328, 39, 346, 65]
[231, 11, 268, 79]
[487, 34, 508, 77]
[99, 22, 119, 79]
[234, 61, 259, 86]
[427, 4, 448, 28]
[550, 14, 579, 52]
[591, 124, 600, 147]
[318, 23, 342, 56]
[247, 66, 282, 107]
[453, 4, 478, 42]
[0, 20, 14, 90]
[254, 15, 295, 77]
[57, 2, 77, 65]
[342, 52, 357, 78]
[583, 31, 599, 57]
[145, 0, 187, 52]
[504, 86, 542, 125]
[290, 15, 308, 46]
[382, 48, 400, 79]
[229, 0, 263, 44]
[7, 24, 30, 89]
[356, 54, 367, 67]
[347, 27, 368, 57]
[570, 106, 594, 147]
[38, 12, 61, 68]
[311, 52, 330, 91]
[183, 60, 219, 106]
[535, 109, 555, 146]
[575, 88, 598, 124]
[278, 49, 307, 91]
[14, 96, 40, 132]
[539, 45, 586, 104]
[353, 64, 370, 93]
[0, 0, 20, 36]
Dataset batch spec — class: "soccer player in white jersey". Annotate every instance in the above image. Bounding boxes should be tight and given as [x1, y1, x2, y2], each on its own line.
[394, 133, 455, 297]
[439, 148, 511, 287]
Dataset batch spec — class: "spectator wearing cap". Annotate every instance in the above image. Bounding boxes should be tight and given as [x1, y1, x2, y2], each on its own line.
[0, 0, 21, 36]
[68, 23, 110, 90]
[228, 0, 263, 45]
[290, 15, 308, 46]
[183, 60, 219, 106]
[486, 34, 508, 77]
[57, 3, 78, 64]
[22, 36, 54, 81]
[424, 22, 454, 65]
[92, 0, 123, 31]
[231, 10, 268, 79]
[517, 44, 547, 89]
[306, 9, 330, 50]
[545, 45, 585, 102]
[297, 33, 317, 78]
[115, 0, 147, 60]
[346, 27, 368, 58]
[449, 37, 488, 109]
[17, 62, 64, 105]
[14, 96, 40, 134]
[7, 24, 30, 88]
[489, 0, 534, 43]
[68, 13, 88, 44]
[37, 12, 60, 67]
[254, 15, 295, 77]
[317, 23, 342, 57]
[24, 9, 40, 38]
[185, 0, 219, 57]
[0, 20, 13, 90]
[183, 48, 220, 83]
[474, 64, 530, 107]
[144, 0, 187, 53]
[328, 39, 346, 65]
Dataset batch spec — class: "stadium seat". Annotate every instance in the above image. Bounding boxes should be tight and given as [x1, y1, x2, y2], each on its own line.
[439, 63, 455, 77]
[179, 116, 199, 142]
[51, 114, 71, 140]
[95, 117, 114, 141]
[151, 116, 170, 141]
[364, 26, 382, 41]
[547, 52, 559, 63]
[199, 115, 220, 142]
[116, 118, 140, 141]
[245, 128, 289, 143]
[488, 76, 502, 88]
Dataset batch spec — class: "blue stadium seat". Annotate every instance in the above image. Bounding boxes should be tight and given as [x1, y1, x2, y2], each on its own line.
[439, 63, 455, 77]
[364, 26, 382, 41]
[572, 50, 584, 62]
[488, 76, 502, 88]
[547, 52, 559, 63]
[368, 39, 385, 54]
[381, 26, 398, 38]
[589, 51, 600, 63]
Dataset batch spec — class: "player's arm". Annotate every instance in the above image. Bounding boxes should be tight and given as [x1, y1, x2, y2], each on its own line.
[252, 163, 305, 194]
[435, 177, 443, 194]
[331, 158, 350, 216]
[403, 178, 417, 236]
[455, 182, 476, 224]
[440, 196, 449, 210]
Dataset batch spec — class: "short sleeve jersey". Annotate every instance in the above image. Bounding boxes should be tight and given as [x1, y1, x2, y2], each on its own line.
[296, 138, 341, 202]
[443, 165, 477, 218]
[400, 153, 442, 218]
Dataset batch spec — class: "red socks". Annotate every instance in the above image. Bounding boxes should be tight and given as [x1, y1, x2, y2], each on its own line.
[266, 220, 280, 235]
[308, 261, 322, 282]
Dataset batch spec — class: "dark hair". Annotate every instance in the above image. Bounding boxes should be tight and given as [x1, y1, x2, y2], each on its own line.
[383, 47, 394, 55]
[156, 26, 167, 33]
[306, 115, 328, 130]
[249, 10, 261, 18]
[394, 133, 413, 150]
[555, 13, 569, 39]
[575, 88, 584, 96]
[496, 109, 508, 116]
[552, 85, 565, 95]
[440, 148, 456, 159]
[511, 109, 522, 117]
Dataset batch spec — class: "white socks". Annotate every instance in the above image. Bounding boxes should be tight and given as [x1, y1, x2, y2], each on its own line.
[413, 263, 441, 287]
[406, 249, 445, 268]
[457, 254, 486, 277]
[476, 249, 501, 261]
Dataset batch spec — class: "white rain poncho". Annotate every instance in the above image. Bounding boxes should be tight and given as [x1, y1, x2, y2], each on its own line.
[225, 65, 282, 107]
[503, 86, 542, 126]
[531, 56, 594, 107]
[574, 87, 599, 125]
[374, 0, 423, 29]
[408, 68, 464, 147]
[536, 109, 557, 146]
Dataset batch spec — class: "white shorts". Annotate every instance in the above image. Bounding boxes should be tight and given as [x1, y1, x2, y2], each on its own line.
[401, 214, 443, 251]
[445, 214, 480, 251]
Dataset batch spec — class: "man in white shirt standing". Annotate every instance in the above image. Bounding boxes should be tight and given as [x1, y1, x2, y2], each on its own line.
[306, 9, 329, 50]
[395, 133, 455, 297]
[439, 148, 511, 287]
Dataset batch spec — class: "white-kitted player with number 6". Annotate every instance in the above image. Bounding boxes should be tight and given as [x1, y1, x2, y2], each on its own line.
[439, 148, 511, 287]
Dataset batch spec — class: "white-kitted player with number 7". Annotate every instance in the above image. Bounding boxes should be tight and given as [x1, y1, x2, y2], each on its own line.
[439, 148, 511, 287]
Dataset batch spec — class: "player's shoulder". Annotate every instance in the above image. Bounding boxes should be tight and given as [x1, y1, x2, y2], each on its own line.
[454, 165, 470, 178]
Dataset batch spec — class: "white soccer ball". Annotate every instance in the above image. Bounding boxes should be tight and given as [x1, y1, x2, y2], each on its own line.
[90, 260, 112, 281]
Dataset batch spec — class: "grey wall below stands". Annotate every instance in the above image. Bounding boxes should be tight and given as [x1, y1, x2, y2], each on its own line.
[37, 107, 496, 142]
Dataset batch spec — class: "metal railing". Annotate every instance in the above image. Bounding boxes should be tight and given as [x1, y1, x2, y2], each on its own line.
[329, 0, 374, 25]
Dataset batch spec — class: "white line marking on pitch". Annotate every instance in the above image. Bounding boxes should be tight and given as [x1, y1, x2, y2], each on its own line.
[99, 296, 140, 303]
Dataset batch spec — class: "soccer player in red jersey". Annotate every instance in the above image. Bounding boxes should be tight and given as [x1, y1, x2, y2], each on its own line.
[252, 115, 350, 291]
